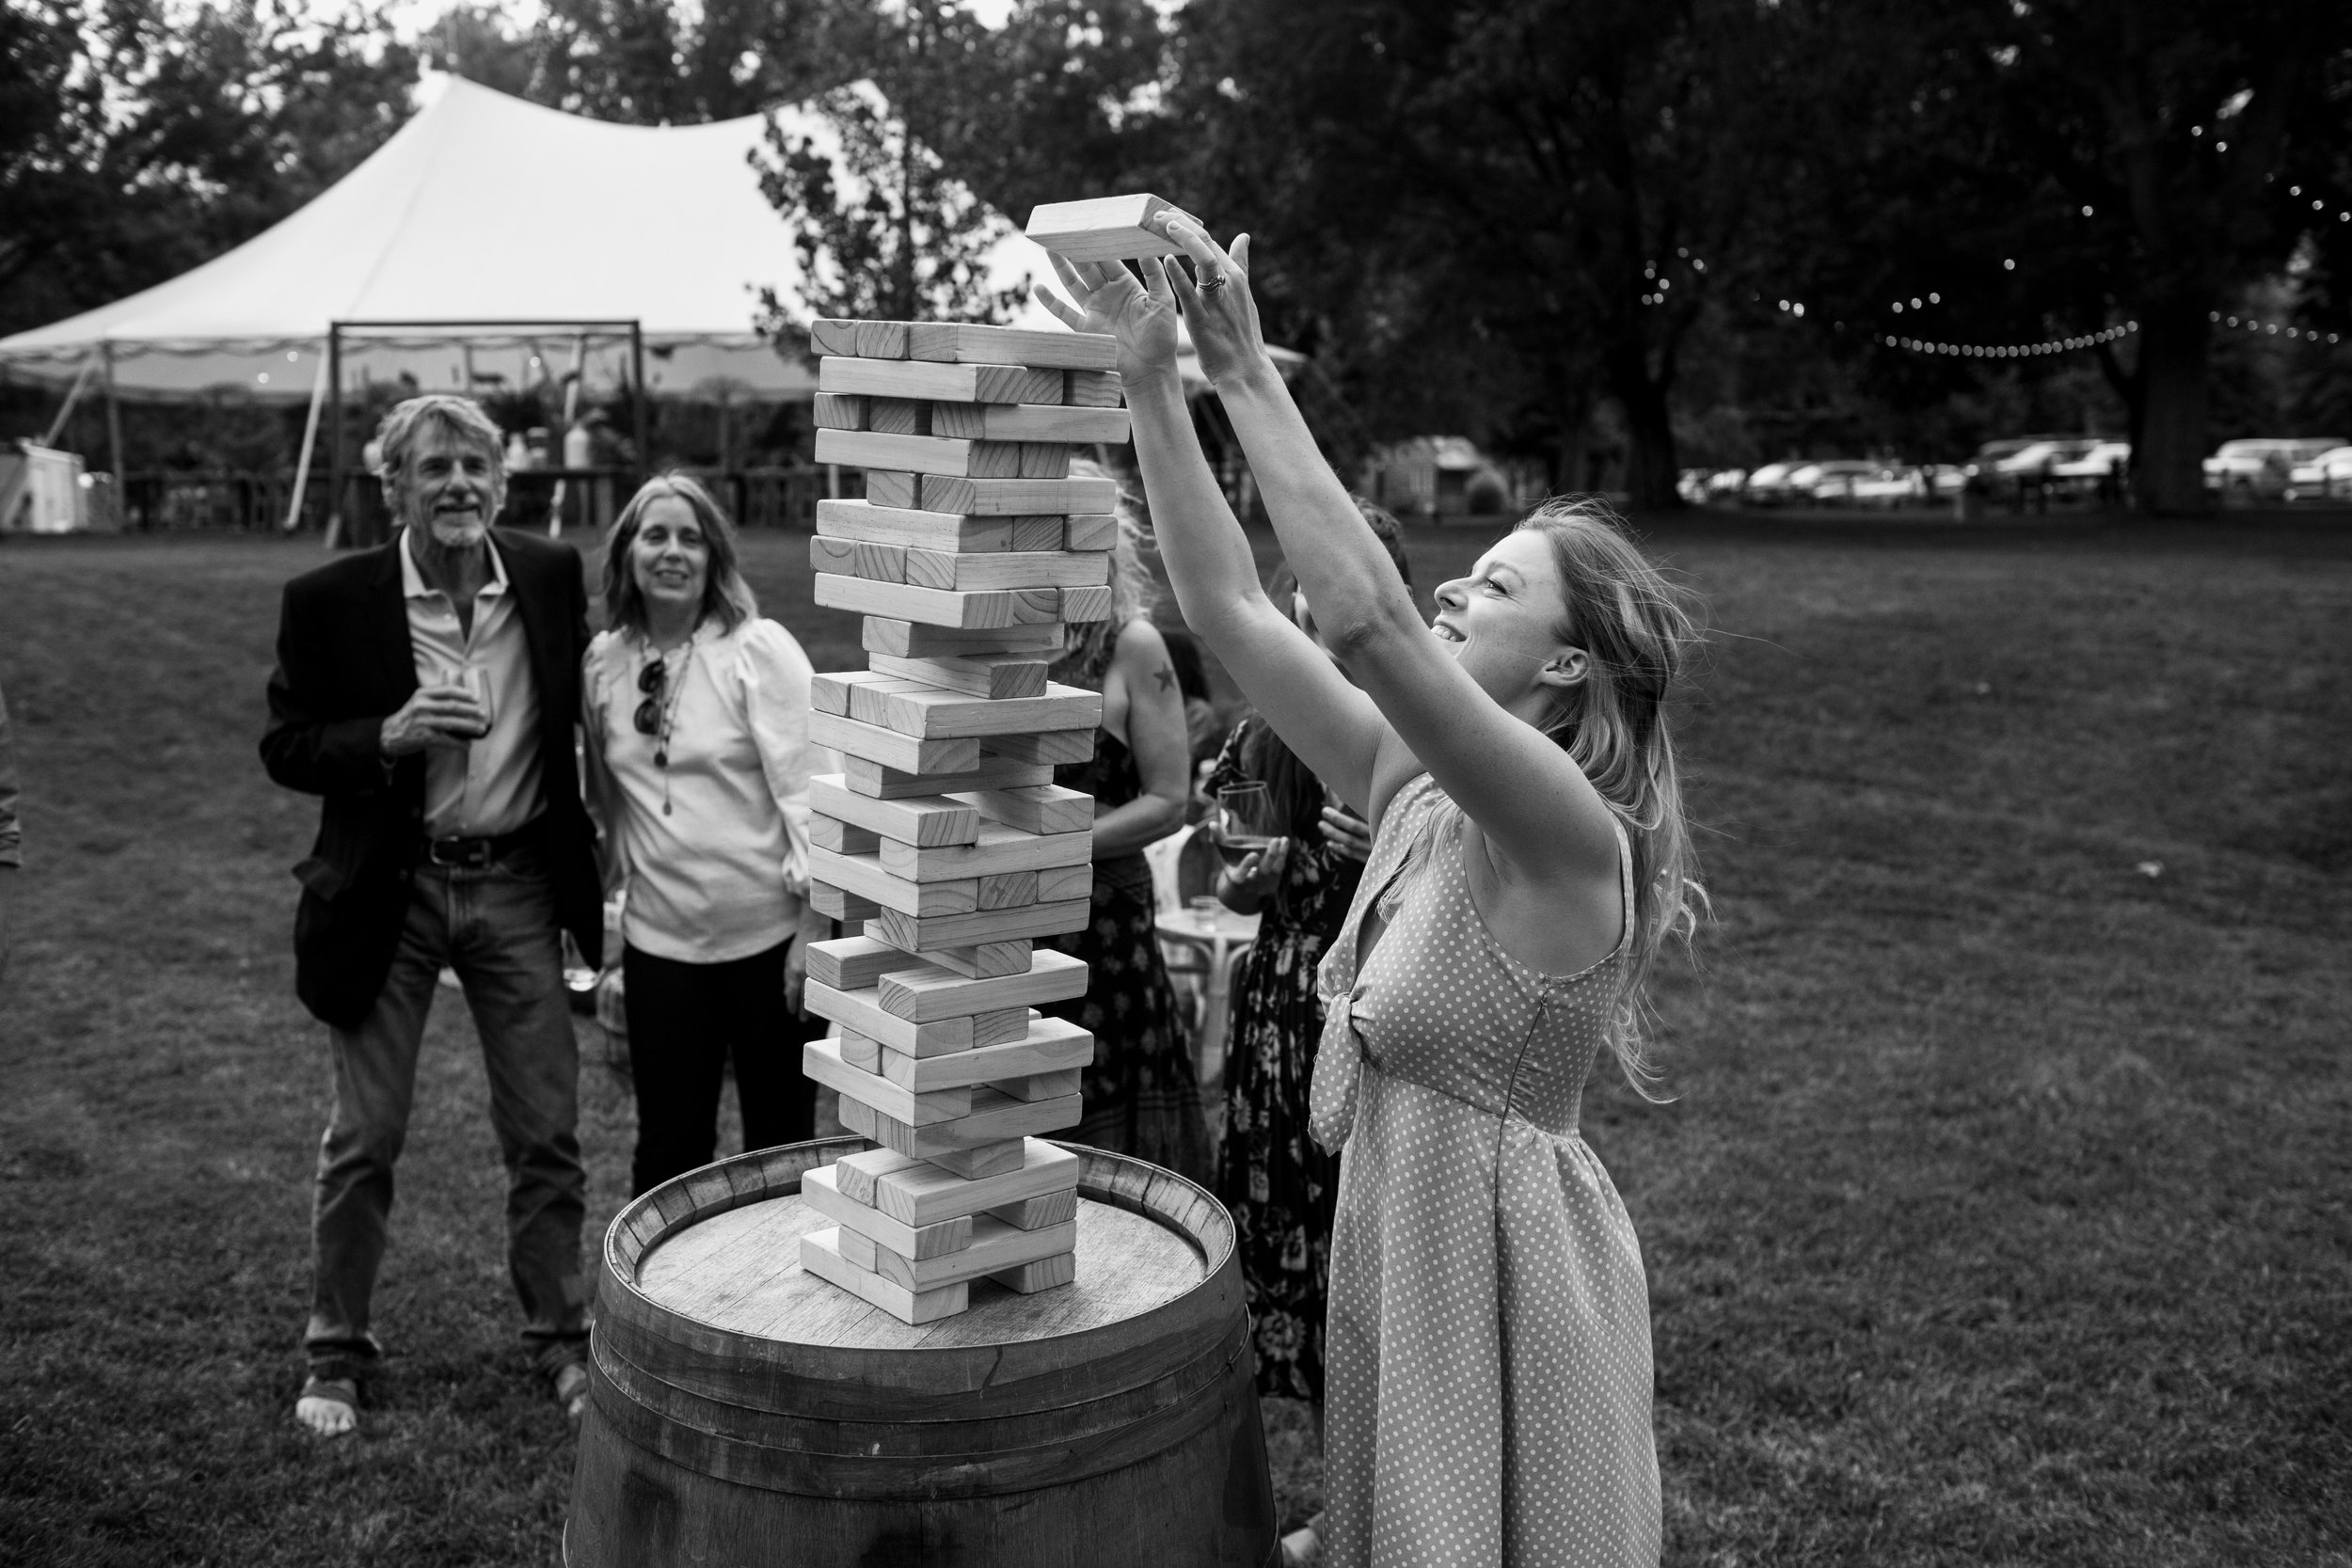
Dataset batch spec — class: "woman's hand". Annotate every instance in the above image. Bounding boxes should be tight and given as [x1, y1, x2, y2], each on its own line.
[1318, 803, 1375, 863]
[1033, 254, 1183, 389]
[1216, 835, 1291, 914]
[1156, 217, 1271, 389]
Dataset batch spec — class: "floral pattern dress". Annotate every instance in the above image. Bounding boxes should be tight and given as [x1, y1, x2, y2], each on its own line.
[1206, 718, 1361, 1402]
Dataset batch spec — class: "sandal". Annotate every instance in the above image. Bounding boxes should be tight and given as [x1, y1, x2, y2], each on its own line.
[294, 1375, 359, 1437]
[552, 1359, 592, 1420]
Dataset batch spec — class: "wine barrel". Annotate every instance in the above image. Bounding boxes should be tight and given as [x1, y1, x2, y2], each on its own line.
[566, 1137, 1277, 1567]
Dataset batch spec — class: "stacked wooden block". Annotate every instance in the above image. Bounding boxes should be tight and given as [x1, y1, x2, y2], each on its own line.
[797, 316, 1128, 1325]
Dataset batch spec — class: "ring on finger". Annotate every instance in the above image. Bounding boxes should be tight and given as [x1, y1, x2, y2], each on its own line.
[1198, 270, 1228, 295]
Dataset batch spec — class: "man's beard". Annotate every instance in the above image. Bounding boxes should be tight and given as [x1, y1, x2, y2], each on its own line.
[427, 512, 488, 547]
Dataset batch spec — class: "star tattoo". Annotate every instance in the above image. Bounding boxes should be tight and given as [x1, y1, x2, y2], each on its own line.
[1152, 665, 1175, 692]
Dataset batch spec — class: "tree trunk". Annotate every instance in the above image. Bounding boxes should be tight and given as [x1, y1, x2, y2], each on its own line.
[2135, 301, 2211, 515]
[1606, 350, 1682, 511]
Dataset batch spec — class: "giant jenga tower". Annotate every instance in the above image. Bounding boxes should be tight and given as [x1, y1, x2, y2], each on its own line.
[793, 316, 1128, 1325]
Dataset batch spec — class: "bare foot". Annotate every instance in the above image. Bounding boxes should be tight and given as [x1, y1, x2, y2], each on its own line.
[553, 1360, 591, 1420]
[294, 1377, 358, 1437]
[1279, 1524, 1321, 1567]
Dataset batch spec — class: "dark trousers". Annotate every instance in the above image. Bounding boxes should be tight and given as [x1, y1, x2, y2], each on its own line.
[622, 939, 816, 1196]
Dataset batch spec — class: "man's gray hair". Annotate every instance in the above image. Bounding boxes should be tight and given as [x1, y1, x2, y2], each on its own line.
[375, 395, 504, 485]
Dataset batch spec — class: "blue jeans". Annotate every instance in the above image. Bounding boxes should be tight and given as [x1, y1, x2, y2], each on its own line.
[304, 847, 588, 1381]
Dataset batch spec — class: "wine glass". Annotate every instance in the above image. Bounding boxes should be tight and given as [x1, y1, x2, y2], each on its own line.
[1214, 782, 1280, 868]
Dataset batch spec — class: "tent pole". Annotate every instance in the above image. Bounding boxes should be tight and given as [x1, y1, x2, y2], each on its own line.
[631, 323, 647, 488]
[41, 351, 100, 449]
[102, 341, 125, 494]
[326, 325, 344, 548]
[282, 345, 330, 532]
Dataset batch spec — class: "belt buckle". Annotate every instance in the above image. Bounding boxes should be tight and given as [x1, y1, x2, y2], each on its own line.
[426, 836, 491, 870]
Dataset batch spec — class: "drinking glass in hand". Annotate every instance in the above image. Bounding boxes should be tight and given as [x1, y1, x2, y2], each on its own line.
[1214, 782, 1279, 867]
[452, 664, 494, 739]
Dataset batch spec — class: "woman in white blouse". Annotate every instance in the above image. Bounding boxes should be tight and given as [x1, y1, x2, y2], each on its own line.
[581, 474, 829, 1196]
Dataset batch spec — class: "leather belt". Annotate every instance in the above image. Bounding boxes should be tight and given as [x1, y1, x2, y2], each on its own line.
[420, 823, 539, 870]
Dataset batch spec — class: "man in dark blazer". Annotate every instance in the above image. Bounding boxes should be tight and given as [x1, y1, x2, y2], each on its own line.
[262, 394, 603, 1438]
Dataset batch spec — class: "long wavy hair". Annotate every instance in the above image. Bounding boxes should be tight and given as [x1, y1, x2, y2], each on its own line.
[602, 472, 759, 639]
[1518, 497, 1705, 1096]
[1054, 457, 1158, 689]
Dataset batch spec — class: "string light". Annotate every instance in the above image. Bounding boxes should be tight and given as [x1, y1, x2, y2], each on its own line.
[1882, 323, 2138, 358]
[2209, 310, 2343, 343]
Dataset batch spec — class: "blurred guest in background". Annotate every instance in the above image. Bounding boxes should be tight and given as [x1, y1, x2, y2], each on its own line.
[0, 677, 20, 990]
[261, 393, 604, 1437]
[581, 474, 826, 1198]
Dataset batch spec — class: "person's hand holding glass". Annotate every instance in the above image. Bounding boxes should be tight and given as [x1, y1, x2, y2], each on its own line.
[1213, 781, 1289, 914]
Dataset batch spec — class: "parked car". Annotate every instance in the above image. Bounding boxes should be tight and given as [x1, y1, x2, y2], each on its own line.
[2051, 440, 2131, 500]
[1995, 438, 2101, 480]
[2204, 437, 2347, 498]
[1800, 460, 1880, 503]
[1705, 468, 1749, 503]
[1849, 467, 1927, 507]
[1742, 462, 1800, 505]
[2283, 444, 2352, 501]
[1965, 436, 2061, 481]
[1922, 465, 1969, 499]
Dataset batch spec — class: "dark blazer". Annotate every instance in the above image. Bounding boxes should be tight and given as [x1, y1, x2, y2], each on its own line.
[261, 527, 604, 1028]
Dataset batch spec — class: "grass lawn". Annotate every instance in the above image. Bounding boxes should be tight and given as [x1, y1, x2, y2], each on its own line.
[0, 514, 2345, 1565]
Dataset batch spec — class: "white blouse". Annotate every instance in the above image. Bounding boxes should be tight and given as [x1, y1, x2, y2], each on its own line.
[580, 616, 829, 964]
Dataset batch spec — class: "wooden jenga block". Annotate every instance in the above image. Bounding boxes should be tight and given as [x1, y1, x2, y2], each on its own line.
[838, 1031, 882, 1071]
[841, 756, 1055, 800]
[972, 1006, 1039, 1047]
[809, 668, 893, 716]
[980, 728, 1096, 766]
[901, 549, 1110, 593]
[833, 1094, 1047, 1174]
[877, 823, 1091, 887]
[1059, 585, 1115, 623]
[1025, 193, 1199, 261]
[1020, 443, 1072, 479]
[866, 397, 930, 436]
[1064, 514, 1118, 551]
[839, 1212, 1077, 1291]
[906, 322, 1120, 371]
[868, 898, 1090, 953]
[817, 429, 1025, 479]
[923, 941, 1034, 979]
[1033, 863, 1093, 905]
[799, 1227, 967, 1324]
[805, 980, 995, 1056]
[994, 1067, 1085, 1102]
[867, 651, 1049, 701]
[864, 471, 919, 508]
[815, 573, 1061, 630]
[951, 784, 1096, 836]
[808, 319, 861, 356]
[848, 679, 1102, 740]
[808, 846, 980, 918]
[1008, 515, 1067, 552]
[844, 1137, 1079, 1226]
[876, 949, 1089, 1020]
[806, 933, 931, 991]
[1064, 370, 1123, 407]
[990, 1251, 1077, 1294]
[818, 499, 1015, 553]
[854, 320, 910, 358]
[813, 391, 867, 431]
[920, 475, 1118, 516]
[810, 774, 982, 846]
[819, 357, 1059, 404]
[991, 1186, 1080, 1230]
[808, 708, 982, 775]
[809, 533, 906, 583]
[976, 870, 1038, 910]
[802, 1165, 975, 1259]
[862, 617, 1064, 658]
[809, 813, 882, 856]
[878, 1017, 1092, 1089]
[805, 1037, 975, 1124]
[808, 881, 881, 922]
[930, 404, 1131, 444]
[921, 1137, 1026, 1180]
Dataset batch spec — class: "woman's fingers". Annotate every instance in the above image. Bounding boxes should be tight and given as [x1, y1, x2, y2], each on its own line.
[1033, 284, 1086, 333]
[1140, 255, 1175, 307]
[1156, 214, 1239, 279]
[1232, 233, 1252, 271]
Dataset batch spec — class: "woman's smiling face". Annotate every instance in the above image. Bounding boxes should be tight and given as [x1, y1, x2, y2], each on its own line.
[630, 495, 710, 618]
[1429, 529, 1581, 707]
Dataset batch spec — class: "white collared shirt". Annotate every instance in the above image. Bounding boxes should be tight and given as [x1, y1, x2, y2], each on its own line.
[580, 616, 827, 963]
[399, 526, 544, 838]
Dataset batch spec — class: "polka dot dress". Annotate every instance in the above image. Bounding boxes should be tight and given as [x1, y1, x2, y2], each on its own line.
[1311, 774, 1660, 1567]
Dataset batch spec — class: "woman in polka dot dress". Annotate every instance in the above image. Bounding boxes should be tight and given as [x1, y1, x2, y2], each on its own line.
[1041, 222, 1701, 1566]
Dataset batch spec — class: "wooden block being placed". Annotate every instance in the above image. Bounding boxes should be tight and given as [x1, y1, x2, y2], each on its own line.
[818, 499, 1014, 553]
[867, 650, 1049, 701]
[868, 898, 1090, 954]
[1025, 193, 1199, 261]
[850, 1136, 1080, 1227]
[865, 471, 919, 509]
[863, 617, 1064, 658]
[878, 1016, 1093, 1089]
[977, 870, 1038, 910]
[901, 549, 1110, 593]
[841, 1212, 1078, 1291]
[805, 933, 930, 992]
[921, 475, 1118, 516]
[849, 679, 1102, 741]
[838, 1032, 881, 1070]
[1009, 515, 1066, 553]
[808, 881, 882, 922]
[1065, 370, 1123, 407]
[809, 533, 906, 583]
[842, 756, 1055, 800]
[906, 322, 1119, 372]
[809, 813, 882, 856]
[802, 1165, 975, 1259]
[866, 397, 929, 436]
[820, 356, 1059, 404]
[953, 784, 1096, 836]
[877, 948, 1089, 1020]
[809, 846, 977, 918]
[994, 1067, 1085, 1102]
[800, 1227, 967, 1324]
[813, 391, 867, 431]
[980, 728, 1096, 767]
[817, 429, 1024, 479]
[1020, 443, 1072, 480]
[805, 979, 983, 1056]
[805, 1037, 975, 1125]
[854, 320, 910, 359]
[991, 1251, 1077, 1293]
[808, 319, 861, 356]
[930, 403, 1132, 444]
[878, 822, 1091, 887]
[810, 774, 982, 847]
[991, 1186, 1080, 1229]
[924, 940, 1033, 979]
[1059, 585, 1115, 623]
[1065, 514, 1117, 551]
[815, 573, 1059, 631]
[809, 707, 982, 776]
